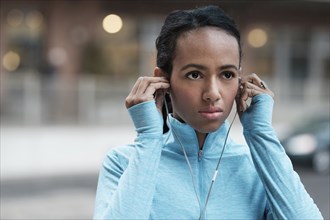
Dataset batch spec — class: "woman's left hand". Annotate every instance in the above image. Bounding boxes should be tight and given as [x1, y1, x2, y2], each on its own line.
[236, 73, 274, 113]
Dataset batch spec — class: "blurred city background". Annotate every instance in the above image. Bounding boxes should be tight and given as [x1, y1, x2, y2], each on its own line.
[1, 0, 329, 219]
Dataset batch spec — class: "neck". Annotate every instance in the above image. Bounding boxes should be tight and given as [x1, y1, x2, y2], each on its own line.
[195, 131, 207, 149]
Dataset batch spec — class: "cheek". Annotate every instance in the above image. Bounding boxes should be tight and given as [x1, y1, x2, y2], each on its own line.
[223, 86, 239, 108]
[171, 86, 195, 106]
[169, 83, 199, 115]
[226, 87, 238, 100]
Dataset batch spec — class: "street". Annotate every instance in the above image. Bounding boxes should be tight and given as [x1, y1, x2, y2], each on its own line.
[1, 125, 329, 219]
[1, 167, 329, 219]
[295, 168, 330, 219]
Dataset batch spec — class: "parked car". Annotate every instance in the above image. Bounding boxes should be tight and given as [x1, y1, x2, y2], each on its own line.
[281, 116, 330, 173]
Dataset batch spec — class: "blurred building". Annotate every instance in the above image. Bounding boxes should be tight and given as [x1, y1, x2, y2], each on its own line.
[1, 0, 329, 125]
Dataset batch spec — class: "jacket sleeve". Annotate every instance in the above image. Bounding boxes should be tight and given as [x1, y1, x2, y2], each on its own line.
[93, 101, 164, 219]
[242, 94, 323, 220]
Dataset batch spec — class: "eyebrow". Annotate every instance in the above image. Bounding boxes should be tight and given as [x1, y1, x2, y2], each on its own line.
[180, 63, 239, 72]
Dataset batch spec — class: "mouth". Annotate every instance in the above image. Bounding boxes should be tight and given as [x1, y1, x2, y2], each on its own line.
[198, 107, 223, 120]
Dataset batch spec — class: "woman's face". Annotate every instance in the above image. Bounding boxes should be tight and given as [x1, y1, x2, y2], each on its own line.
[170, 27, 240, 134]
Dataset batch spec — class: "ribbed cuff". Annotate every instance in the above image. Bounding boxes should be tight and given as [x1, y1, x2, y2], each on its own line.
[128, 101, 163, 136]
[241, 94, 274, 132]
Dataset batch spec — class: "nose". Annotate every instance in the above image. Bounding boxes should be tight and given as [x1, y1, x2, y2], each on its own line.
[202, 78, 221, 102]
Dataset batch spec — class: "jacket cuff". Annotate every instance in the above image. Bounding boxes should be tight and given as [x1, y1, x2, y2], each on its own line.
[128, 101, 163, 136]
[241, 94, 274, 132]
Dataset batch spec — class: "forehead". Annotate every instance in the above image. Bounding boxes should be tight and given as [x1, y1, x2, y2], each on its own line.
[174, 27, 239, 66]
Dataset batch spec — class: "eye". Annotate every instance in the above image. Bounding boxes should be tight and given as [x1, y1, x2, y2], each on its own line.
[222, 71, 235, 80]
[186, 71, 202, 80]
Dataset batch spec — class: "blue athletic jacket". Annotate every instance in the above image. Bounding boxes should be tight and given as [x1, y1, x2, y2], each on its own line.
[93, 94, 323, 219]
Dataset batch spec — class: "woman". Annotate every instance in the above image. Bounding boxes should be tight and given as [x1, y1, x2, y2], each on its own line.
[94, 5, 323, 219]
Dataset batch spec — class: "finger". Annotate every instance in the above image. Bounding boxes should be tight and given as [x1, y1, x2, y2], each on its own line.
[135, 76, 168, 95]
[245, 82, 264, 97]
[143, 81, 170, 99]
[238, 82, 264, 111]
[134, 81, 169, 103]
[246, 79, 274, 99]
[126, 81, 170, 108]
[126, 79, 143, 108]
[240, 89, 249, 112]
[238, 73, 275, 112]
[241, 73, 266, 90]
[236, 83, 248, 112]
[129, 77, 143, 96]
[134, 77, 150, 96]
[235, 83, 242, 111]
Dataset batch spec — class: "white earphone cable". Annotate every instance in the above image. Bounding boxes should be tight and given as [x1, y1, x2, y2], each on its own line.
[164, 99, 202, 210]
[199, 110, 237, 220]
[164, 98, 237, 219]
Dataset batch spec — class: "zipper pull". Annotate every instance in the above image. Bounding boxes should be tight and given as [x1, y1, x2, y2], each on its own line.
[198, 149, 203, 161]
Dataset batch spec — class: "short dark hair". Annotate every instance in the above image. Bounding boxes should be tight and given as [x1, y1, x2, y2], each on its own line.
[156, 5, 242, 76]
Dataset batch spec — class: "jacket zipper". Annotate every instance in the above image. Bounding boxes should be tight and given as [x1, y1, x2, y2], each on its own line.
[198, 148, 205, 218]
[198, 149, 203, 161]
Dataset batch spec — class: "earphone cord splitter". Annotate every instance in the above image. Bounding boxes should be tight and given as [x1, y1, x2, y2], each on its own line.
[164, 100, 238, 220]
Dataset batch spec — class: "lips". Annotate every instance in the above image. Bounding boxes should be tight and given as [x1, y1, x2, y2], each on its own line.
[198, 107, 223, 120]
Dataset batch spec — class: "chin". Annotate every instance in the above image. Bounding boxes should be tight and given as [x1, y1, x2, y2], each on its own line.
[195, 122, 223, 134]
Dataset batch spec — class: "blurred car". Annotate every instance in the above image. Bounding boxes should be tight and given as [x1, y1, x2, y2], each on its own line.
[281, 116, 330, 173]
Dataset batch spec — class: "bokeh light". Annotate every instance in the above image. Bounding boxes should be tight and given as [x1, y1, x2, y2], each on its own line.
[26, 10, 44, 29]
[48, 47, 68, 67]
[102, 14, 123, 34]
[7, 9, 24, 27]
[2, 51, 21, 71]
[247, 28, 268, 48]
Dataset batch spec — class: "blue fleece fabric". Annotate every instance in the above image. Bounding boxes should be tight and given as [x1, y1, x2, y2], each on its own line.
[93, 94, 323, 219]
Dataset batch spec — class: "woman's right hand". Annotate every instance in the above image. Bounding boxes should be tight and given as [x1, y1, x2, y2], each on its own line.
[125, 76, 170, 112]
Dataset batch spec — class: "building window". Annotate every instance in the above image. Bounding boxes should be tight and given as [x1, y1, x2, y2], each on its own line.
[289, 28, 310, 99]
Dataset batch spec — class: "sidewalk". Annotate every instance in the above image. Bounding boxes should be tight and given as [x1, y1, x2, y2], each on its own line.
[1, 125, 136, 219]
[1, 173, 98, 219]
[1, 125, 136, 180]
[1, 122, 247, 180]
[0, 121, 244, 220]
[0, 122, 245, 219]
[1, 124, 328, 219]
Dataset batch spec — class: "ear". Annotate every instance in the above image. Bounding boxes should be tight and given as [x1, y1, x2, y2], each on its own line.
[154, 67, 167, 78]
[154, 67, 171, 96]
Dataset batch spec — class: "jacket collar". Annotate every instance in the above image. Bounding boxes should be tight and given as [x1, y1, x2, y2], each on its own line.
[164, 114, 231, 158]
